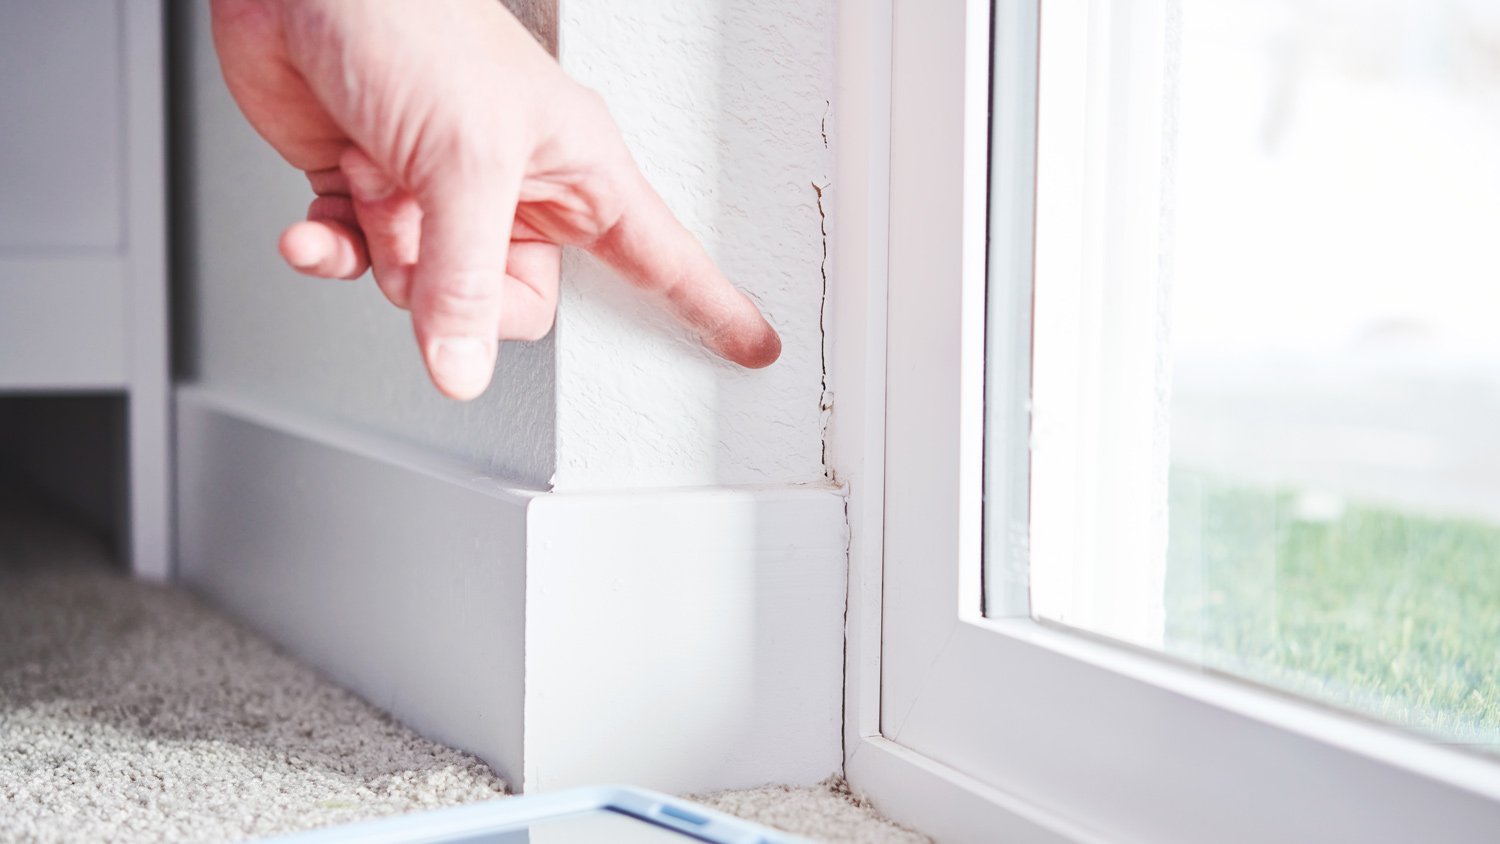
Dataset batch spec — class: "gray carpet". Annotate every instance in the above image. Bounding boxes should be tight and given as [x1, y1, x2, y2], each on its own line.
[693, 780, 930, 844]
[0, 494, 927, 843]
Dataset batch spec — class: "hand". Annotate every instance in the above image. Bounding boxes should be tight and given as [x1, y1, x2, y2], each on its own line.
[210, 0, 781, 399]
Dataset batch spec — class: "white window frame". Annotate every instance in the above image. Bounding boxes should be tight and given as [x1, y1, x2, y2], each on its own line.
[831, 1, 1500, 840]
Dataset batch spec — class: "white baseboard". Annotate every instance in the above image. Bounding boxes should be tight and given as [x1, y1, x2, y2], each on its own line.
[175, 388, 845, 795]
[175, 388, 533, 785]
[526, 485, 847, 793]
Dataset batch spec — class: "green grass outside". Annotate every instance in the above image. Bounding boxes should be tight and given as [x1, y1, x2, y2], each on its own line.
[1164, 469, 1500, 745]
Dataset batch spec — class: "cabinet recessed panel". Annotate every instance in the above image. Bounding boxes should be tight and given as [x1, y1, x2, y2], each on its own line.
[0, 1, 124, 252]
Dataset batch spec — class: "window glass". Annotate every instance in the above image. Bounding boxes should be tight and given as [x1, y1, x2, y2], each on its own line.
[1014, 0, 1500, 750]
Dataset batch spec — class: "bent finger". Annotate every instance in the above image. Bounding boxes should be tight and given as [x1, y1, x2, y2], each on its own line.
[342, 147, 421, 308]
[280, 209, 368, 280]
[498, 237, 561, 341]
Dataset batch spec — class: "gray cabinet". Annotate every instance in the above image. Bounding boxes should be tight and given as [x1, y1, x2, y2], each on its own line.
[0, 1, 169, 577]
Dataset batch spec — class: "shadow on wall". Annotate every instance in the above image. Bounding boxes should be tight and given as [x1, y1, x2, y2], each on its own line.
[713, 0, 834, 485]
[165, 0, 200, 385]
[550, 0, 832, 489]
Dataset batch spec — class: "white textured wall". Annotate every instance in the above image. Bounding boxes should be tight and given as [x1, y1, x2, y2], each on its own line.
[553, 1, 832, 489]
[172, 1, 556, 486]
[172, 0, 830, 490]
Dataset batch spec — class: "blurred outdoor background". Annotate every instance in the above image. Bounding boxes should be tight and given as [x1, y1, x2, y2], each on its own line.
[1164, 0, 1500, 747]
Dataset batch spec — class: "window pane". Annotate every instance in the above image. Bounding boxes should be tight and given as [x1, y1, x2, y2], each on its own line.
[1015, 0, 1500, 750]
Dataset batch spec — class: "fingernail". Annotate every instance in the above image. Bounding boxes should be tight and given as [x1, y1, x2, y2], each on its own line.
[428, 337, 497, 398]
[345, 162, 395, 202]
[287, 251, 320, 271]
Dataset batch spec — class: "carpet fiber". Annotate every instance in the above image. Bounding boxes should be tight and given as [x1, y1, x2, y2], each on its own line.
[0, 495, 927, 843]
[693, 780, 930, 844]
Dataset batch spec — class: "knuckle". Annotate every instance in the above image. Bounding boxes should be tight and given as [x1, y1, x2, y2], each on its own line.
[422, 272, 499, 318]
[512, 311, 556, 343]
[575, 85, 609, 117]
[374, 275, 411, 309]
[308, 194, 356, 222]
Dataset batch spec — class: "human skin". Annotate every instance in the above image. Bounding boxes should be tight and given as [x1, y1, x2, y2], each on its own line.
[210, 0, 782, 399]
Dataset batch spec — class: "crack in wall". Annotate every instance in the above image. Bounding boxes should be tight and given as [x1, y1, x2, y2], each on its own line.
[817, 101, 834, 482]
[816, 101, 853, 775]
[838, 493, 852, 770]
[814, 177, 833, 481]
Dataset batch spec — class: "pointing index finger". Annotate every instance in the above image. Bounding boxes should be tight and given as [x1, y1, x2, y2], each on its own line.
[591, 172, 782, 369]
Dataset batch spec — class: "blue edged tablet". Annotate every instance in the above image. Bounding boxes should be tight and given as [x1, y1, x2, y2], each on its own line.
[262, 786, 809, 844]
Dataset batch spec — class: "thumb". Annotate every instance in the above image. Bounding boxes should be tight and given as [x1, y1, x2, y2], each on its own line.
[409, 171, 520, 400]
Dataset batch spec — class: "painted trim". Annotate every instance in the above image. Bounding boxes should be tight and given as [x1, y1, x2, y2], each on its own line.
[830, 0, 894, 762]
[846, 736, 1100, 844]
[845, 0, 1500, 841]
[176, 387, 532, 785]
[123, 0, 172, 581]
[525, 484, 847, 794]
[176, 388, 846, 795]
[874, 0, 993, 772]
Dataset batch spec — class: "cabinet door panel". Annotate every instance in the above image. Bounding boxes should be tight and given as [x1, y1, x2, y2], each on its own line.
[0, 258, 127, 389]
[0, 1, 124, 252]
